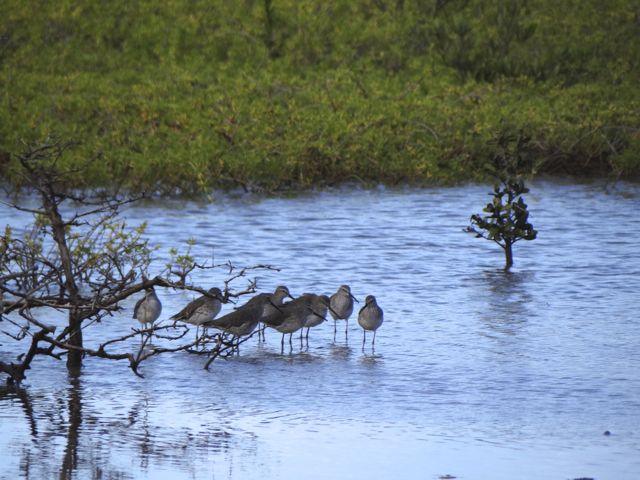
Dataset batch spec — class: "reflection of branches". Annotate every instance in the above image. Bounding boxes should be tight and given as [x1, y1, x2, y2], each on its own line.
[0, 385, 38, 438]
[60, 375, 82, 480]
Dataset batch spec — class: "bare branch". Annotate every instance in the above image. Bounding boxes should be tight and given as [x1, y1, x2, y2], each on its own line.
[0, 200, 46, 216]
[2, 137, 283, 384]
[0, 328, 52, 386]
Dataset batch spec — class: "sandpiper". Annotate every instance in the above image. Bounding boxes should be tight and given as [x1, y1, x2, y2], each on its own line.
[170, 287, 224, 343]
[259, 285, 294, 340]
[133, 286, 162, 332]
[302, 294, 333, 342]
[262, 293, 316, 351]
[203, 293, 277, 351]
[357, 295, 383, 349]
[329, 285, 358, 339]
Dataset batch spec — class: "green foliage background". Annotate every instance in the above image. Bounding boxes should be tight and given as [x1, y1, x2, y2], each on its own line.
[1, 0, 639, 192]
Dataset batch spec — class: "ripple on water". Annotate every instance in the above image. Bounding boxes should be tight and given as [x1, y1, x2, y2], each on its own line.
[1, 181, 640, 479]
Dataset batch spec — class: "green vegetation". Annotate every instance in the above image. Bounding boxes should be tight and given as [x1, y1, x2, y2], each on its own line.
[467, 128, 538, 270]
[1, 138, 274, 382]
[1, 1, 639, 193]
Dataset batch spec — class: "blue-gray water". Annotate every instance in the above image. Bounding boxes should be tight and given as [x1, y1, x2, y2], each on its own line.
[1, 180, 639, 480]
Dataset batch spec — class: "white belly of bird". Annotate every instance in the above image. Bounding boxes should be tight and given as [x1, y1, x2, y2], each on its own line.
[186, 306, 218, 326]
[137, 299, 161, 324]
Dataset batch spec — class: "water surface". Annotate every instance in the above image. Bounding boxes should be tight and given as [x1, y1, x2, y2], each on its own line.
[1, 180, 639, 479]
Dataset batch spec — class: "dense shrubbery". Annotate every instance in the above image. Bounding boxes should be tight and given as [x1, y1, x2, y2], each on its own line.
[1, 0, 638, 192]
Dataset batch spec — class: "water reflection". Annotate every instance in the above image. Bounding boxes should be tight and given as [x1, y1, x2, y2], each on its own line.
[0, 374, 258, 480]
[328, 343, 353, 360]
[0, 386, 38, 439]
[359, 352, 384, 365]
[2, 181, 640, 480]
[60, 375, 82, 480]
[129, 395, 152, 469]
[476, 269, 534, 337]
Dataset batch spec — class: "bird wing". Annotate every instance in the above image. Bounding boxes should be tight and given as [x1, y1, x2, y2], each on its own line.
[170, 295, 205, 320]
[204, 299, 262, 329]
[262, 307, 284, 326]
[133, 295, 145, 319]
[259, 301, 301, 327]
[205, 309, 243, 329]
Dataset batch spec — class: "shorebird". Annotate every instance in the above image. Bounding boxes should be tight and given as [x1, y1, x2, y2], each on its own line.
[259, 285, 294, 340]
[302, 294, 333, 342]
[358, 295, 383, 350]
[262, 293, 317, 351]
[133, 286, 162, 332]
[170, 287, 224, 344]
[329, 285, 358, 339]
[203, 293, 277, 351]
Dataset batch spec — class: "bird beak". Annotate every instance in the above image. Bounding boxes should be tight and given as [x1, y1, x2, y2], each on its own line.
[350, 292, 360, 303]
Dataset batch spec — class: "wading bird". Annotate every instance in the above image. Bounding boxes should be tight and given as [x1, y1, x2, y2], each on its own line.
[329, 285, 358, 340]
[303, 294, 333, 344]
[259, 285, 294, 340]
[171, 287, 224, 345]
[204, 293, 278, 352]
[262, 294, 315, 351]
[357, 295, 383, 350]
[133, 286, 162, 337]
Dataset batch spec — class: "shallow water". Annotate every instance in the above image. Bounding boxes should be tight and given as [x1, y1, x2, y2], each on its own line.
[1, 180, 639, 480]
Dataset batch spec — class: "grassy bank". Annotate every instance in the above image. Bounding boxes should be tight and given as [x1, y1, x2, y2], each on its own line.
[1, 1, 639, 192]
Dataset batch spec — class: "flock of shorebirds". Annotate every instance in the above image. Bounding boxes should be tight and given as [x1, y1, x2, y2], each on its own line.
[133, 285, 384, 350]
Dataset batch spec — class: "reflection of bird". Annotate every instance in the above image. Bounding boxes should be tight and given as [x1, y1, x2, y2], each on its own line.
[133, 287, 162, 330]
[170, 287, 224, 342]
[329, 285, 358, 339]
[358, 295, 383, 349]
[259, 286, 294, 340]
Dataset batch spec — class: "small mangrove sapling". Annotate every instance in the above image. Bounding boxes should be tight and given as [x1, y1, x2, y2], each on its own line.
[466, 128, 538, 270]
[467, 177, 537, 270]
